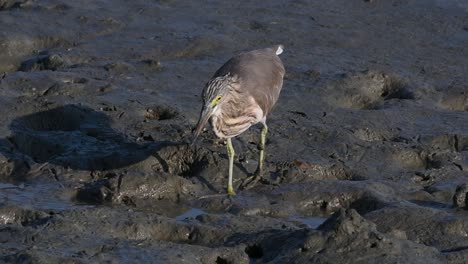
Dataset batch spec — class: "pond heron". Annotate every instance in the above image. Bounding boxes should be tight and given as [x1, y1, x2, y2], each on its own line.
[193, 45, 285, 195]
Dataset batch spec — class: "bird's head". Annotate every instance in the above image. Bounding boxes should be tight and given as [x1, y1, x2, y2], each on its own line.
[192, 73, 238, 144]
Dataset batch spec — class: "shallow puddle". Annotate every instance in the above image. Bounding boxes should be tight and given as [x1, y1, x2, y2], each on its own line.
[175, 208, 206, 221]
[0, 181, 77, 211]
[289, 216, 328, 229]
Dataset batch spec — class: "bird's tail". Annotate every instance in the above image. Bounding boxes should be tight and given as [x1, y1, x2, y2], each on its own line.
[275, 44, 284, 55]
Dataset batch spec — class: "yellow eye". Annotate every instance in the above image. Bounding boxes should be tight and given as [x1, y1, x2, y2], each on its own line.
[210, 96, 222, 107]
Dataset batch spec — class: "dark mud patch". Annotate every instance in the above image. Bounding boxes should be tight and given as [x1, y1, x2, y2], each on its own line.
[19, 53, 70, 72]
[0, 0, 29, 11]
[244, 244, 264, 259]
[7, 105, 151, 171]
[0, 145, 31, 182]
[139, 59, 164, 72]
[75, 178, 113, 204]
[453, 183, 468, 209]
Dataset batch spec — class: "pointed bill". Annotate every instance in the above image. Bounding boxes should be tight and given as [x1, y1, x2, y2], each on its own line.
[191, 106, 212, 145]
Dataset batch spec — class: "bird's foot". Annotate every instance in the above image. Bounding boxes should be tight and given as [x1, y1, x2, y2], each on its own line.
[227, 185, 236, 196]
[240, 170, 263, 190]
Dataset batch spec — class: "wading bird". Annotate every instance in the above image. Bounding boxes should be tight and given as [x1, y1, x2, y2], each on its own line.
[192, 45, 285, 195]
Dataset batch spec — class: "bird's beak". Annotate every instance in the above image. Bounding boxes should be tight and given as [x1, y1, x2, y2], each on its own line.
[192, 106, 213, 145]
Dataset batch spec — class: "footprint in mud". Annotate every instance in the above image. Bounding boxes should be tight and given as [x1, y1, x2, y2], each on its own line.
[327, 70, 413, 110]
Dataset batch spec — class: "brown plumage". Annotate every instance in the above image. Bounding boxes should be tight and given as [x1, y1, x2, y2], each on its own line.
[192, 45, 285, 195]
[213, 45, 285, 117]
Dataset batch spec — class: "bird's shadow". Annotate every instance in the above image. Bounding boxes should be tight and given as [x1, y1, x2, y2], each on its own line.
[0, 104, 264, 196]
[0, 104, 183, 182]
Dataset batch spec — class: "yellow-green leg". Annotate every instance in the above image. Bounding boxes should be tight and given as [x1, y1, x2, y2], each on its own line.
[257, 123, 268, 176]
[226, 138, 236, 196]
[241, 123, 268, 189]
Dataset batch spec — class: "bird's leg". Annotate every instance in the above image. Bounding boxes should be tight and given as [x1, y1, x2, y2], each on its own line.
[241, 123, 268, 190]
[226, 138, 236, 196]
[256, 122, 268, 176]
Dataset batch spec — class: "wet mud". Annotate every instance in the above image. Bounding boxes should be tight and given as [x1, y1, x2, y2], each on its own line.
[1, 0, 468, 263]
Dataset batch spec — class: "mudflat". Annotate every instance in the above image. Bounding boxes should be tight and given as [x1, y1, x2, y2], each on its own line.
[0, 1, 468, 263]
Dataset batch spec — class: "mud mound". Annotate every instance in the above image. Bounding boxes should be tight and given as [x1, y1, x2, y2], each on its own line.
[0, 204, 50, 226]
[19, 53, 70, 72]
[225, 209, 441, 263]
[426, 134, 468, 153]
[0, 36, 70, 72]
[327, 71, 413, 110]
[145, 105, 179, 121]
[366, 206, 468, 258]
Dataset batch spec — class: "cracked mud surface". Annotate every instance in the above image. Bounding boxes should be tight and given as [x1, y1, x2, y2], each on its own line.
[1, 0, 468, 263]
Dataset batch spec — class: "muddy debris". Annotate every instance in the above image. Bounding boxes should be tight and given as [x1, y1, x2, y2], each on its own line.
[453, 183, 468, 209]
[19, 54, 69, 72]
